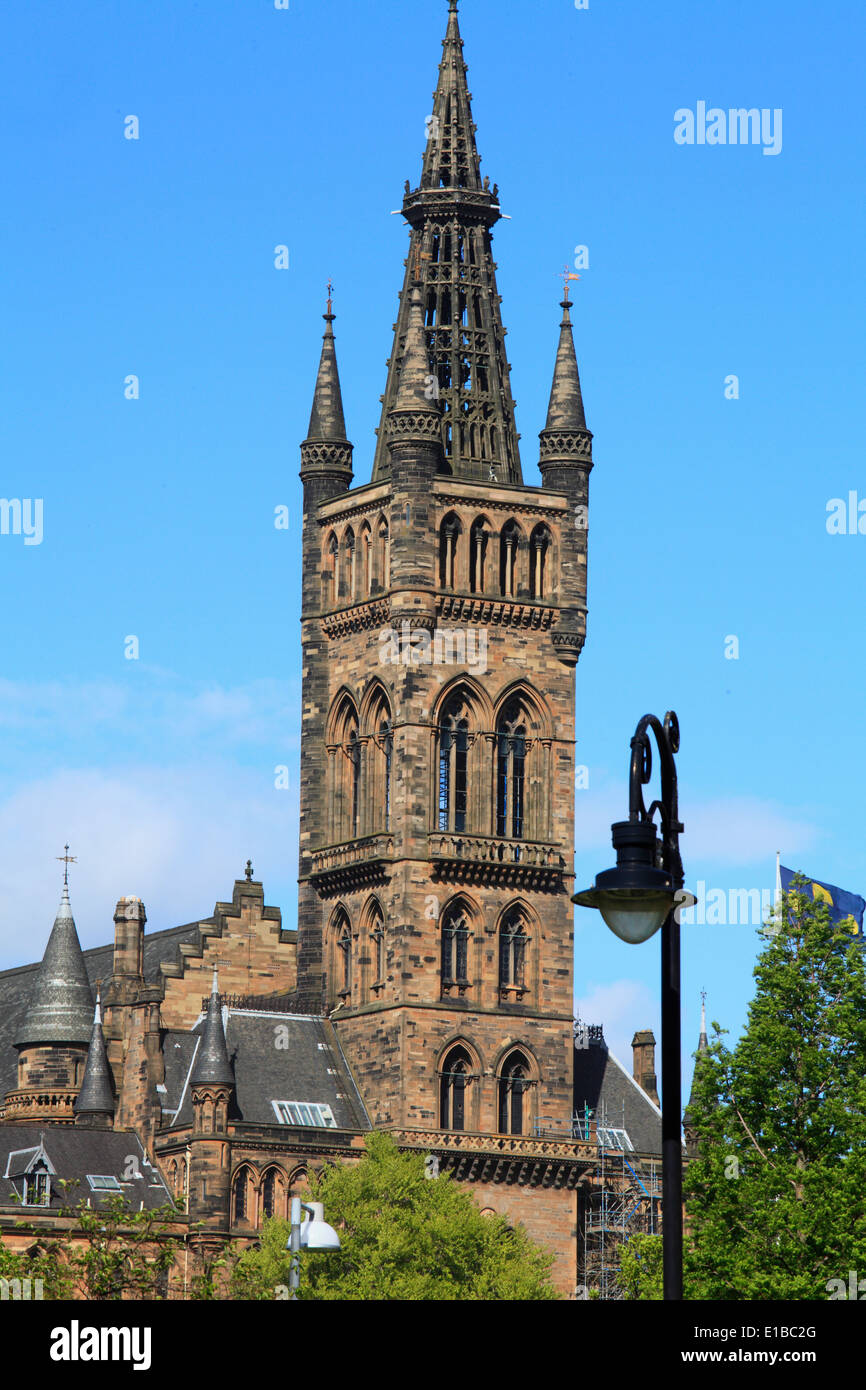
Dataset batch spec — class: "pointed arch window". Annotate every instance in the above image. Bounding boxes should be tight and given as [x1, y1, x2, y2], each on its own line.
[338, 918, 352, 995]
[438, 698, 469, 832]
[380, 719, 393, 831]
[370, 905, 385, 985]
[441, 907, 470, 988]
[440, 1045, 472, 1131]
[347, 729, 361, 837]
[325, 532, 338, 607]
[498, 1051, 529, 1136]
[469, 519, 488, 594]
[439, 514, 461, 590]
[232, 1168, 251, 1225]
[261, 1168, 281, 1221]
[530, 525, 552, 600]
[497, 702, 527, 839]
[499, 521, 521, 598]
[499, 911, 528, 991]
[344, 527, 356, 600]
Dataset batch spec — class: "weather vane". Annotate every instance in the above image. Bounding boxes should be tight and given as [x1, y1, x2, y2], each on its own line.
[326, 279, 334, 315]
[56, 843, 77, 887]
[560, 264, 581, 305]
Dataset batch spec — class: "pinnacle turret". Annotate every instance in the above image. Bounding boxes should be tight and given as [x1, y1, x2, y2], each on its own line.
[16, 885, 94, 1047]
[300, 297, 353, 483]
[190, 970, 234, 1089]
[373, 0, 521, 484]
[538, 294, 593, 468]
[74, 995, 115, 1120]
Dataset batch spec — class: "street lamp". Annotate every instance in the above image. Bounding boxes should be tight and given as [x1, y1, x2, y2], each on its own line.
[572, 711, 695, 1300]
[286, 1198, 341, 1299]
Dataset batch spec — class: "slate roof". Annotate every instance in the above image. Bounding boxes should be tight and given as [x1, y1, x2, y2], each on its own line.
[15, 887, 94, 1047]
[0, 1125, 173, 1211]
[573, 1039, 663, 1156]
[164, 1009, 370, 1133]
[0, 921, 206, 1101]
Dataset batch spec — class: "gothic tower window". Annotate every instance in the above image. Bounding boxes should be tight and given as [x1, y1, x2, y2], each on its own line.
[343, 527, 356, 601]
[499, 519, 521, 598]
[364, 686, 393, 834]
[326, 907, 353, 1012]
[469, 517, 489, 594]
[440, 906, 470, 993]
[377, 517, 390, 590]
[359, 522, 372, 596]
[496, 702, 527, 839]
[438, 697, 470, 832]
[324, 532, 338, 607]
[529, 524, 552, 600]
[440, 1045, 472, 1131]
[498, 1051, 529, 1136]
[368, 901, 385, 987]
[499, 910, 528, 992]
[338, 918, 352, 996]
[439, 513, 462, 589]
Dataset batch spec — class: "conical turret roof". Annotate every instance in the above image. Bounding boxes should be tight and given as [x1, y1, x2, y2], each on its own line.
[544, 298, 588, 432]
[74, 996, 115, 1116]
[190, 971, 234, 1088]
[16, 885, 94, 1047]
[306, 311, 348, 442]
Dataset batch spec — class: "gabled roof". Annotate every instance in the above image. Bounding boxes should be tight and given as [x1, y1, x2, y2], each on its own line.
[573, 1040, 663, 1157]
[163, 1010, 369, 1133]
[0, 1126, 172, 1211]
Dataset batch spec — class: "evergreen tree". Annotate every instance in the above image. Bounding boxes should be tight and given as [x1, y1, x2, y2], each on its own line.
[231, 1132, 559, 1300]
[684, 879, 866, 1299]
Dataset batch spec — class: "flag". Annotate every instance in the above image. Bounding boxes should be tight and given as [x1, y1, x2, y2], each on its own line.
[779, 864, 865, 939]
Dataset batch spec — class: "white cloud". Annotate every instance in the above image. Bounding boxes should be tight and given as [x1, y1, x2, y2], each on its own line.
[575, 978, 658, 1071]
[0, 765, 298, 971]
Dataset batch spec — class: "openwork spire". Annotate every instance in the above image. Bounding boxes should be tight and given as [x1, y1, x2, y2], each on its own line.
[300, 292, 353, 481]
[373, 1, 521, 484]
[74, 995, 115, 1117]
[191, 970, 234, 1089]
[16, 884, 94, 1047]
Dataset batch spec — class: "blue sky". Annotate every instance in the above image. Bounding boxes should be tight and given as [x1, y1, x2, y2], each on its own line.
[0, 0, 863, 1095]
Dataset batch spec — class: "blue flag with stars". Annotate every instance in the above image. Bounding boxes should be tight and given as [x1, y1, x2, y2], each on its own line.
[779, 866, 865, 940]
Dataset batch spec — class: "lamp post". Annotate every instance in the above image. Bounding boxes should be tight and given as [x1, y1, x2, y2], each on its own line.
[572, 711, 695, 1300]
[287, 1198, 341, 1300]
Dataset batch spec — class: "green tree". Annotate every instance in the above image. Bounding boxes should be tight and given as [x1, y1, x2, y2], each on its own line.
[63, 1195, 181, 1300]
[231, 1132, 560, 1300]
[684, 880, 866, 1299]
[618, 1232, 663, 1300]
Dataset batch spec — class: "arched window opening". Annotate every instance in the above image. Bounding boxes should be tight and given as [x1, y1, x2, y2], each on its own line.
[438, 698, 470, 832]
[347, 729, 361, 837]
[469, 519, 488, 594]
[359, 525, 372, 596]
[439, 514, 461, 590]
[441, 908, 470, 988]
[498, 1051, 529, 1136]
[440, 1045, 471, 1131]
[499, 913, 528, 992]
[499, 521, 520, 598]
[370, 905, 385, 984]
[325, 532, 338, 607]
[262, 1168, 282, 1221]
[530, 525, 551, 600]
[339, 918, 352, 995]
[497, 702, 527, 839]
[233, 1169, 251, 1225]
[378, 519, 390, 590]
[380, 719, 393, 830]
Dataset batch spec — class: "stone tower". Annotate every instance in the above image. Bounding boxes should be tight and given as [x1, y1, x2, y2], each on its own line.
[296, 0, 593, 1143]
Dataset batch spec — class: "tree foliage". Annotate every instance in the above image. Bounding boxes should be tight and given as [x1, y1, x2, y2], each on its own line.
[684, 881, 866, 1299]
[231, 1132, 560, 1300]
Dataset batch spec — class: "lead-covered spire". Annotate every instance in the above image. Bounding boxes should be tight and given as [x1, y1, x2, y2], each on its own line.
[539, 295, 593, 463]
[191, 969, 234, 1089]
[300, 296, 354, 484]
[74, 994, 115, 1120]
[16, 884, 94, 1047]
[373, 0, 522, 484]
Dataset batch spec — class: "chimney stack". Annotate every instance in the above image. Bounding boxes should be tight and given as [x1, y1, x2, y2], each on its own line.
[631, 1029, 659, 1106]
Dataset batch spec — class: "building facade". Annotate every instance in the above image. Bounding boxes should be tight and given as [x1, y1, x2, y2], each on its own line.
[0, 2, 670, 1299]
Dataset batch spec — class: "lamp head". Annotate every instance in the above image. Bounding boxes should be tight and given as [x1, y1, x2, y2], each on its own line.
[573, 820, 695, 943]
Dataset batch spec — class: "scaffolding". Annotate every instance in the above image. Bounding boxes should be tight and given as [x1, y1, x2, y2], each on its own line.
[575, 1102, 662, 1300]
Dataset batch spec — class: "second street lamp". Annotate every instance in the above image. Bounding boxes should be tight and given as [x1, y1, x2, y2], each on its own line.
[572, 710, 695, 1300]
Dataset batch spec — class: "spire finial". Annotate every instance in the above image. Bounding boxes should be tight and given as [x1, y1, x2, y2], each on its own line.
[57, 843, 77, 888]
[325, 279, 334, 320]
[245, 858, 253, 882]
[700, 989, 707, 1034]
[559, 264, 580, 309]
